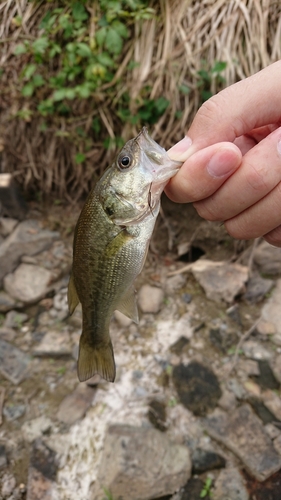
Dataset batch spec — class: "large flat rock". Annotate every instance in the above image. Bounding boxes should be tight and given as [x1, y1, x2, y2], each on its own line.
[204, 404, 281, 481]
[93, 425, 191, 500]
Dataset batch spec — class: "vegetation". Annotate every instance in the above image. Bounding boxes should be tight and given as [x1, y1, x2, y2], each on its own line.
[0, 0, 280, 201]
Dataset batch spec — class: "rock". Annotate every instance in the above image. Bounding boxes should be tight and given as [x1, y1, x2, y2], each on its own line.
[209, 326, 239, 353]
[212, 467, 249, 500]
[254, 240, 281, 274]
[248, 397, 277, 425]
[273, 434, 281, 455]
[138, 284, 164, 313]
[0, 327, 16, 342]
[4, 310, 28, 329]
[32, 330, 72, 357]
[242, 340, 272, 360]
[256, 320, 276, 336]
[56, 384, 96, 425]
[218, 389, 237, 411]
[0, 444, 7, 470]
[244, 274, 274, 303]
[165, 274, 186, 295]
[169, 336, 190, 355]
[226, 304, 242, 326]
[192, 448, 226, 474]
[0, 291, 18, 312]
[264, 423, 281, 440]
[262, 390, 281, 421]
[172, 361, 222, 416]
[251, 360, 280, 390]
[180, 478, 209, 500]
[243, 380, 261, 397]
[190, 259, 248, 303]
[94, 425, 191, 500]
[0, 339, 31, 384]
[237, 359, 260, 377]
[3, 403, 25, 421]
[271, 354, 281, 384]
[4, 264, 54, 304]
[0, 217, 18, 237]
[26, 439, 58, 500]
[22, 416, 52, 443]
[1, 472, 16, 497]
[261, 279, 281, 334]
[204, 404, 281, 481]
[148, 399, 167, 432]
[0, 219, 59, 285]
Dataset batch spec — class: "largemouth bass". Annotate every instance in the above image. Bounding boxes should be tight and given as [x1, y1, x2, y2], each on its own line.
[68, 127, 181, 382]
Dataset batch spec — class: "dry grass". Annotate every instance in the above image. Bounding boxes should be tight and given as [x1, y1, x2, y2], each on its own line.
[0, 0, 280, 200]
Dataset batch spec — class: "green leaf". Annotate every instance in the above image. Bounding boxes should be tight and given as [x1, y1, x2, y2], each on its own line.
[105, 27, 123, 55]
[112, 20, 128, 39]
[96, 27, 107, 47]
[32, 37, 49, 55]
[179, 84, 190, 95]
[65, 88, 76, 99]
[75, 153, 85, 163]
[75, 84, 91, 98]
[53, 88, 66, 101]
[23, 64, 36, 80]
[37, 99, 54, 116]
[49, 43, 61, 58]
[201, 90, 213, 101]
[33, 74, 45, 87]
[22, 82, 34, 97]
[14, 43, 27, 55]
[72, 2, 88, 21]
[97, 52, 114, 67]
[212, 61, 227, 73]
[76, 42, 92, 58]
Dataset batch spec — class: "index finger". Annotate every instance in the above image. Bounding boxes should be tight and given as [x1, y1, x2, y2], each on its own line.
[169, 61, 281, 162]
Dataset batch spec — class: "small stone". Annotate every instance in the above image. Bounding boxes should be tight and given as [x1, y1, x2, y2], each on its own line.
[0, 219, 59, 286]
[262, 390, 281, 421]
[33, 330, 71, 357]
[172, 361, 222, 416]
[271, 355, 281, 384]
[138, 284, 164, 313]
[26, 439, 58, 500]
[0, 217, 18, 237]
[272, 333, 281, 346]
[181, 293, 192, 304]
[261, 279, 281, 334]
[56, 384, 96, 425]
[0, 339, 31, 384]
[165, 274, 186, 295]
[244, 380, 261, 397]
[192, 448, 226, 474]
[114, 310, 133, 327]
[0, 327, 16, 342]
[204, 404, 281, 481]
[244, 274, 273, 303]
[212, 467, 249, 500]
[4, 264, 53, 304]
[227, 378, 246, 399]
[218, 389, 237, 411]
[3, 403, 25, 421]
[248, 397, 277, 425]
[148, 399, 167, 432]
[264, 423, 281, 440]
[237, 359, 260, 376]
[169, 336, 190, 355]
[256, 320, 276, 335]
[4, 310, 28, 329]
[242, 340, 272, 360]
[180, 478, 209, 500]
[209, 327, 239, 353]
[22, 416, 52, 443]
[254, 241, 281, 274]
[190, 259, 248, 303]
[273, 434, 281, 455]
[94, 425, 191, 500]
[0, 291, 17, 312]
[1, 472, 16, 497]
[252, 360, 280, 390]
[0, 444, 7, 470]
[226, 304, 242, 325]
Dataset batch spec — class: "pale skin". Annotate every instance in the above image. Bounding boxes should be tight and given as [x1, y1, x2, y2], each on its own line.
[166, 61, 281, 247]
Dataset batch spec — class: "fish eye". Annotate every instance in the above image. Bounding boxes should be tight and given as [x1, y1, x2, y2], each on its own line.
[117, 154, 132, 170]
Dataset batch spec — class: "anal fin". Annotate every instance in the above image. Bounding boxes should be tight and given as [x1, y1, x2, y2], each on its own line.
[68, 273, 79, 315]
[116, 286, 139, 324]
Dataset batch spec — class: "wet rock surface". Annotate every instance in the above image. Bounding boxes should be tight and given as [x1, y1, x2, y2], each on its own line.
[0, 206, 281, 500]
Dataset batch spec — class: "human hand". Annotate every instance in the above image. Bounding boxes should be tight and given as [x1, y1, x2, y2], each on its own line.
[166, 61, 281, 247]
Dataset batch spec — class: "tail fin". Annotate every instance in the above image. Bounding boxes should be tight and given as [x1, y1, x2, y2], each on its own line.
[78, 336, 116, 383]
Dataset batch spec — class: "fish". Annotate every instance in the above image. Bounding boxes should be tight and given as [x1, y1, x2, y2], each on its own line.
[68, 127, 181, 382]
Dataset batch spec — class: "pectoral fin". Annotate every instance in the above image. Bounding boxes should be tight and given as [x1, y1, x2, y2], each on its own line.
[117, 286, 139, 324]
[68, 273, 79, 315]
